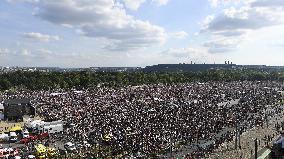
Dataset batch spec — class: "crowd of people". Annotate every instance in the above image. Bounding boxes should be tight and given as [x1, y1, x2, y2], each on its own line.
[1, 81, 283, 158]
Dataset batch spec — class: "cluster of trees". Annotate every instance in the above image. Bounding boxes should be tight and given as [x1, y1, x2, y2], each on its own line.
[0, 70, 283, 91]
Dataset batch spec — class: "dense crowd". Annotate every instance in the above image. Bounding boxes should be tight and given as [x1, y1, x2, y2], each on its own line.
[1, 81, 283, 158]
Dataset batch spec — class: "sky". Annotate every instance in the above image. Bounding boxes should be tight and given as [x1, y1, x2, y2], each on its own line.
[0, 0, 284, 67]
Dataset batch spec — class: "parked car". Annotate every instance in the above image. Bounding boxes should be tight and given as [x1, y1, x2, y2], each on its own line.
[22, 130, 29, 138]
[9, 132, 18, 143]
[20, 135, 37, 144]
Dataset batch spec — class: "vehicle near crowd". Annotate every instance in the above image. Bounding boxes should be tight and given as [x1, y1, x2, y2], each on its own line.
[9, 131, 18, 143]
[22, 130, 29, 138]
[1, 127, 44, 144]
[9, 126, 22, 134]
[34, 144, 57, 159]
[20, 132, 48, 144]
[35, 144, 47, 159]
[43, 124, 63, 134]
[26, 120, 63, 134]
[0, 80, 283, 158]
[20, 135, 37, 144]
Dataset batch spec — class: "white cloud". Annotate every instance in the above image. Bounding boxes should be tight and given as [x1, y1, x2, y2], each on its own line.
[162, 47, 209, 58]
[270, 41, 284, 47]
[208, 0, 254, 7]
[209, 0, 231, 7]
[170, 31, 188, 39]
[0, 48, 10, 55]
[23, 32, 60, 42]
[212, 30, 246, 37]
[0, 47, 86, 67]
[202, 0, 284, 53]
[24, 0, 167, 51]
[155, 46, 220, 65]
[120, 0, 169, 10]
[7, 0, 39, 3]
[122, 0, 146, 10]
[203, 7, 282, 32]
[201, 15, 215, 30]
[1, 48, 33, 57]
[37, 48, 53, 55]
[209, 0, 220, 7]
[251, 0, 284, 8]
[20, 48, 31, 56]
[204, 37, 242, 53]
[1, 47, 61, 60]
[152, 0, 169, 6]
[205, 0, 284, 32]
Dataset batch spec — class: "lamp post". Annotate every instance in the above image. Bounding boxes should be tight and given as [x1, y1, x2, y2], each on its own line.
[238, 123, 241, 149]
[234, 108, 239, 150]
[254, 138, 258, 159]
[265, 112, 269, 128]
[170, 131, 173, 158]
[235, 120, 238, 149]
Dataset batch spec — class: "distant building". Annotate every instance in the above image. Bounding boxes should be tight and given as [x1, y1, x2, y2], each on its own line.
[143, 63, 236, 72]
[89, 67, 142, 72]
[3, 99, 35, 121]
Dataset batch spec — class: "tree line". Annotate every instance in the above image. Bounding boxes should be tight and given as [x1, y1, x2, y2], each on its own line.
[0, 70, 283, 91]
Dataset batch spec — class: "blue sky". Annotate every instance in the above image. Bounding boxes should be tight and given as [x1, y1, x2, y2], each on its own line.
[0, 0, 284, 67]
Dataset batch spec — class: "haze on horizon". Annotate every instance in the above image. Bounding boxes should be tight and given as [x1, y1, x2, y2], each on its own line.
[0, 0, 284, 68]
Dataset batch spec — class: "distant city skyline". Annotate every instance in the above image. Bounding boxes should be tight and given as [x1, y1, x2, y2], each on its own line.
[0, 0, 284, 67]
